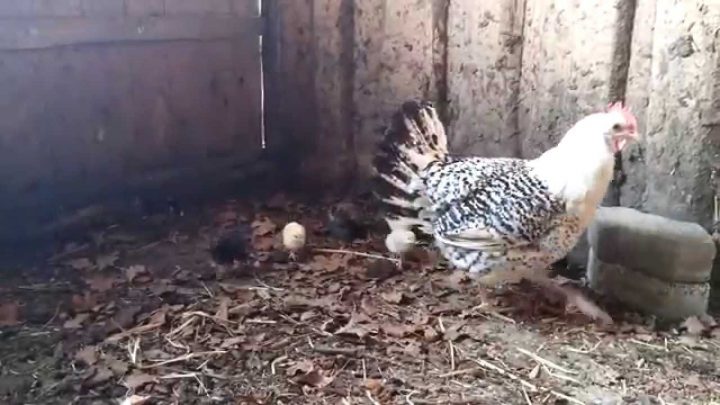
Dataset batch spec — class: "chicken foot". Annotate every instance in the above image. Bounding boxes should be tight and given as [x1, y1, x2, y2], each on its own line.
[529, 276, 613, 325]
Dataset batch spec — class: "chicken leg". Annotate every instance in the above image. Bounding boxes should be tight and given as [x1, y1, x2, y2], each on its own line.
[528, 275, 613, 325]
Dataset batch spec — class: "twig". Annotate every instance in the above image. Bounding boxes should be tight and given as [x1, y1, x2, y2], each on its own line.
[550, 390, 585, 405]
[564, 341, 601, 354]
[541, 365, 582, 385]
[278, 313, 332, 336]
[487, 311, 516, 324]
[629, 339, 665, 351]
[253, 277, 285, 291]
[313, 248, 399, 263]
[42, 304, 61, 328]
[470, 357, 537, 392]
[521, 386, 533, 405]
[449, 341, 456, 371]
[271, 355, 287, 375]
[313, 345, 361, 356]
[437, 367, 481, 378]
[127, 337, 141, 365]
[105, 319, 165, 343]
[140, 351, 227, 369]
[366, 390, 382, 405]
[516, 347, 577, 375]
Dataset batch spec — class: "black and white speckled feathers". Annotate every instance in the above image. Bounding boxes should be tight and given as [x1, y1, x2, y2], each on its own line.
[373, 100, 585, 279]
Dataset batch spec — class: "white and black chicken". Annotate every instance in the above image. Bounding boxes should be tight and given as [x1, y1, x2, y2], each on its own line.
[374, 100, 640, 324]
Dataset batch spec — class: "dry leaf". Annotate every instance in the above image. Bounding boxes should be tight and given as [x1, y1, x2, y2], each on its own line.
[307, 254, 349, 273]
[365, 378, 394, 403]
[71, 292, 98, 312]
[360, 297, 379, 316]
[84, 366, 114, 387]
[96, 251, 119, 270]
[0, 301, 20, 326]
[422, 326, 440, 342]
[74, 346, 99, 366]
[682, 316, 706, 336]
[404, 341, 423, 357]
[86, 275, 117, 292]
[528, 364, 541, 379]
[64, 313, 90, 329]
[443, 321, 468, 342]
[220, 336, 246, 349]
[299, 310, 316, 322]
[252, 236, 275, 251]
[251, 216, 277, 237]
[124, 372, 157, 390]
[381, 291, 406, 304]
[446, 270, 470, 289]
[335, 314, 375, 339]
[104, 354, 130, 375]
[381, 323, 413, 338]
[216, 296, 231, 321]
[120, 395, 152, 405]
[295, 370, 334, 388]
[125, 265, 152, 283]
[286, 359, 315, 376]
[67, 257, 94, 271]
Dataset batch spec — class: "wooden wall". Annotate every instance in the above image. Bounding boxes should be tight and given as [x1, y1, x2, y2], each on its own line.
[0, 0, 264, 240]
[267, 0, 720, 229]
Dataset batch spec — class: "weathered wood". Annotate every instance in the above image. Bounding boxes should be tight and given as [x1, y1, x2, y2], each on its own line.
[518, 0, 633, 157]
[639, 0, 720, 227]
[262, 0, 316, 184]
[352, 0, 435, 177]
[446, 0, 523, 157]
[0, 3, 264, 241]
[0, 16, 262, 50]
[619, 0, 656, 209]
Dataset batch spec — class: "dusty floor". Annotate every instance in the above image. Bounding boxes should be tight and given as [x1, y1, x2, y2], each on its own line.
[1, 195, 719, 405]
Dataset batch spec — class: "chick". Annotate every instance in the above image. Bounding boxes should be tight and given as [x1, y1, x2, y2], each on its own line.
[327, 203, 367, 243]
[282, 222, 306, 261]
[211, 224, 251, 264]
[384, 229, 416, 269]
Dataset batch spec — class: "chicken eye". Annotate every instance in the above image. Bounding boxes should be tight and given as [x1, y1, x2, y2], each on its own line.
[612, 123, 622, 131]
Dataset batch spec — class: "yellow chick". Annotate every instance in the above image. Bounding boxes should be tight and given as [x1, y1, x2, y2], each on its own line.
[384, 229, 416, 268]
[282, 221, 306, 261]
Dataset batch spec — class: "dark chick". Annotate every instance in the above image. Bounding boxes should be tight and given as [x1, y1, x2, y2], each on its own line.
[327, 203, 368, 243]
[211, 224, 251, 264]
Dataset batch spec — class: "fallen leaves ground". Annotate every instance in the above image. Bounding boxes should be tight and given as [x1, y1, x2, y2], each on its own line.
[1, 195, 719, 405]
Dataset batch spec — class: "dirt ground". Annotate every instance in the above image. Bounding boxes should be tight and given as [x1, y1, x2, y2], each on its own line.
[1, 195, 719, 405]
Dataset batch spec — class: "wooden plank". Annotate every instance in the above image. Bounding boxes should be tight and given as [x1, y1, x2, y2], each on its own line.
[639, 0, 720, 226]
[352, 0, 435, 177]
[518, 0, 628, 158]
[0, 35, 263, 227]
[310, 0, 354, 184]
[446, 0, 523, 157]
[0, 15, 263, 50]
[619, 0, 656, 208]
[262, 0, 317, 185]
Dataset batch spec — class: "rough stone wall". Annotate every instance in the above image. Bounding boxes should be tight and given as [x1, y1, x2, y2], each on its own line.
[0, 0, 263, 240]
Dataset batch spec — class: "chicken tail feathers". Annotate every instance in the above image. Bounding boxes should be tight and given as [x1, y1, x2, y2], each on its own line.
[372, 100, 448, 239]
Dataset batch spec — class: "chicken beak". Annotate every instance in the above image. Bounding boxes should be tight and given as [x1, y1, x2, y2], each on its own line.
[612, 131, 639, 153]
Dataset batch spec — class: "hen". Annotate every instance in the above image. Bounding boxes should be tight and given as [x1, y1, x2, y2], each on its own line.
[373, 100, 639, 324]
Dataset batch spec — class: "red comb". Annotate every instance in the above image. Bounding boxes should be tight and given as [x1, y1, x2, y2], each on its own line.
[606, 101, 637, 131]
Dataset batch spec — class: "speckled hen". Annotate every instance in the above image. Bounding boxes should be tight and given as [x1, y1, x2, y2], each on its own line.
[373, 100, 639, 324]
